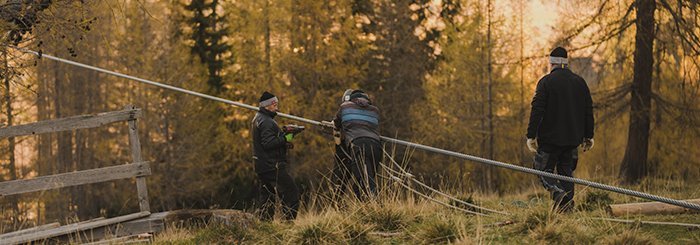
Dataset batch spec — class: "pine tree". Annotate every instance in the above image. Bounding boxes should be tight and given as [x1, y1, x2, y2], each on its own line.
[184, 0, 231, 94]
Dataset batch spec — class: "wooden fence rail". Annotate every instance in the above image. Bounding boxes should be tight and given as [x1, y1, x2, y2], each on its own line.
[0, 108, 141, 139]
[0, 106, 153, 245]
[1, 212, 151, 245]
[0, 162, 150, 197]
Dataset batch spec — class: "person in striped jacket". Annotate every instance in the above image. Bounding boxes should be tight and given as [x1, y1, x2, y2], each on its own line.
[334, 90, 382, 199]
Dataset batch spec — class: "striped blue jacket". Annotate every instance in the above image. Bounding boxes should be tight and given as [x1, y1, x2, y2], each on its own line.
[334, 97, 380, 145]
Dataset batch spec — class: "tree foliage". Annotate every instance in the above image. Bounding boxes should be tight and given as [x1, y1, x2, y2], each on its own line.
[0, 0, 698, 229]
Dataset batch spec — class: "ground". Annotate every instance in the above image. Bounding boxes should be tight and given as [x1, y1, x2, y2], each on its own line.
[151, 179, 700, 244]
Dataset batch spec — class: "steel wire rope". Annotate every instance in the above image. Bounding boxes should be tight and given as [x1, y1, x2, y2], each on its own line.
[11, 46, 700, 211]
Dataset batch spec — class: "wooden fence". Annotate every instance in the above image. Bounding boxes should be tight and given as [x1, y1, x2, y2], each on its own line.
[0, 105, 155, 244]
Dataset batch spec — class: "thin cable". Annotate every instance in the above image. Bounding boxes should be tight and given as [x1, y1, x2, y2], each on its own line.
[380, 173, 488, 216]
[12, 46, 700, 212]
[381, 150, 508, 215]
[339, 142, 501, 214]
[380, 137, 700, 211]
[8, 46, 318, 125]
[377, 161, 498, 215]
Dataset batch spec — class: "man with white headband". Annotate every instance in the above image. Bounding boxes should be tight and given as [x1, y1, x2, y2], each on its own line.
[252, 91, 300, 221]
[526, 47, 595, 212]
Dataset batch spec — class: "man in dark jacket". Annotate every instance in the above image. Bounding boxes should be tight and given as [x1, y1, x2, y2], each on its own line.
[252, 91, 300, 221]
[334, 90, 382, 199]
[526, 47, 595, 212]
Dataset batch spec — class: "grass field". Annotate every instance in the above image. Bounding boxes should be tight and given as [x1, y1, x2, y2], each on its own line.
[151, 178, 700, 244]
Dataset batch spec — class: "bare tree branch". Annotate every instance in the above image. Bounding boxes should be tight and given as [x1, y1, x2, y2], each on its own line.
[557, 0, 613, 44]
[658, 0, 700, 56]
[494, 1, 633, 65]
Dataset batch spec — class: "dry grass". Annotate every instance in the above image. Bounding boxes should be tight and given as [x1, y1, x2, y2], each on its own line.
[150, 177, 700, 244]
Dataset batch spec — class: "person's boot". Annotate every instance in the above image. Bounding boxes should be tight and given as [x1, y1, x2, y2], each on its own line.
[559, 200, 575, 213]
[551, 190, 567, 212]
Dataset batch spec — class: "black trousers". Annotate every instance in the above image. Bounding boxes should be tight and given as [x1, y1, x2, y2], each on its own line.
[534, 143, 578, 211]
[331, 144, 353, 195]
[257, 165, 300, 220]
[349, 137, 382, 199]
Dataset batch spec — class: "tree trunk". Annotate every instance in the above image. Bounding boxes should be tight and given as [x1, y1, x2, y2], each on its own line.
[3, 48, 20, 224]
[518, 0, 526, 163]
[619, 0, 655, 184]
[482, 0, 496, 191]
[486, 0, 494, 163]
[54, 61, 73, 220]
[264, 0, 272, 84]
[36, 52, 51, 225]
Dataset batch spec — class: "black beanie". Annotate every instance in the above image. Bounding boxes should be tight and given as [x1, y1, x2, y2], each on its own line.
[259, 91, 275, 102]
[350, 90, 369, 100]
[550, 47, 567, 58]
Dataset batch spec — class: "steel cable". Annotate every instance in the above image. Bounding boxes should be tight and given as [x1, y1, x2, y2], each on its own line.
[11, 46, 700, 211]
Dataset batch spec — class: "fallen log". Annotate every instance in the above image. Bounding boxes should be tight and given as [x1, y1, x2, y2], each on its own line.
[607, 199, 700, 217]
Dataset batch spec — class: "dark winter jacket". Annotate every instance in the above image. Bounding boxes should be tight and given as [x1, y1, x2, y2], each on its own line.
[527, 67, 594, 146]
[252, 107, 288, 174]
[334, 97, 381, 145]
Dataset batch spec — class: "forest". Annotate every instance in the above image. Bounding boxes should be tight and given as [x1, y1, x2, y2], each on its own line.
[1, 0, 699, 232]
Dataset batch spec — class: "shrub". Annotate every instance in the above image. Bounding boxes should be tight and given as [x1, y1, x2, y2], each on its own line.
[519, 208, 555, 232]
[420, 218, 458, 244]
[362, 208, 405, 232]
[449, 195, 479, 213]
[342, 223, 373, 245]
[190, 224, 250, 244]
[580, 191, 614, 211]
[296, 223, 341, 245]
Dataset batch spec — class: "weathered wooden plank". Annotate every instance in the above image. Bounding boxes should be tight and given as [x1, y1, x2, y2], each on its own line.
[135, 177, 150, 212]
[56, 214, 164, 243]
[73, 217, 106, 225]
[0, 108, 141, 139]
[608, 199, 700, 216]
[1, 211, 150, 245]
[57, 209, 254, 243]
[126, 105, 150, 213]
[0, 162, 150, 196]
[0, 222, 60, 240]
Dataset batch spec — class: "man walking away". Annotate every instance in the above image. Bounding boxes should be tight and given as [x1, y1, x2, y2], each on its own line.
[526, 47, 595, 212]
[334, 90, 382, 199]
[252, 91, 300, 220]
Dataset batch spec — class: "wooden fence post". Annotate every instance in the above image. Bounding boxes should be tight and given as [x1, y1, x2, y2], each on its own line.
[125, 105, 150, 212]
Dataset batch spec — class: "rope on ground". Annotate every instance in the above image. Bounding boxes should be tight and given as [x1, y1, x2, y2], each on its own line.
[11, 45, 700, 212]
[378, 171, 489, 216]
[381, 150, 509, 215]
[335, 143, 491, 215]
[336, 141, 500, 215]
